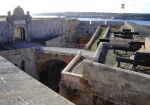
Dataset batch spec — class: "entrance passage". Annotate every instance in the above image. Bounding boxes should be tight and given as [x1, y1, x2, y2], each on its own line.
[39, 60, 67, 93]
[15, 27, 25, 41]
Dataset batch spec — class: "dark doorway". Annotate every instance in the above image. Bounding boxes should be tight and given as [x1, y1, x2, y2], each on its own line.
[39, 60, 67, 93]
[15, 27, 25, 41]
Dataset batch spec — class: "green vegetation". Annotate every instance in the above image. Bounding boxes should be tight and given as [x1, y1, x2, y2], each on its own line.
[91, 27, 106, 51]
[105, 49, 133, 69]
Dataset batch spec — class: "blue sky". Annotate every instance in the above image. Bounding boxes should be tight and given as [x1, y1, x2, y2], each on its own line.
[0, 0, 150, 15]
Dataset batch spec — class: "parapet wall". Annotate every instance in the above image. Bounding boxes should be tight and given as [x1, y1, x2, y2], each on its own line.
[84, 26, 101, 50]
[28, 18, 79, 40]
[124, 22, 135, 31]
[0, 21, 8, 43]
[60, 51, 94, 105]
[83, 59, 150, 105]
[93, 26, 110, 63]
[60, 50, 150, 104]
[79, 20, 124, 27]
[0, 48, 38, 79]
[145, 37, 150, 52]
[125, 22, 150, 36]
[93, 42, 108, 63]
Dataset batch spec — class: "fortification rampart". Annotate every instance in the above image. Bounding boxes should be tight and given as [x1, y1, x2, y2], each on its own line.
[79, 20, 124, 27]
[125, 22, 150, 36]
[60, 51, 92, 104]
[0, 21, 8, 43]
[28, 20, 63, 39]
[93, 26, 110, 62]
[124, 22, 135, 31]
[84, 26, 101, 50]
[83, 59, 150, 105]
[59, 56, 150, 105]
[28, 19, 79, 40]
[0, 48, 38, 79]
[0, 54, 74, 105]
[145, 37, 150, 52]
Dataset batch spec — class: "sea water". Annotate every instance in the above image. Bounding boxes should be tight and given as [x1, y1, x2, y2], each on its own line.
[78, 18, 150, 26]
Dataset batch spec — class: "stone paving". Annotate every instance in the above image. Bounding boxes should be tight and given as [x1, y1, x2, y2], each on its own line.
[36, 47, 94, 58]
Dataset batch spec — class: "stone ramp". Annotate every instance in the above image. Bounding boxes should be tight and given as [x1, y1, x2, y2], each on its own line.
[0, 56, 74, 105]
[36, 47, 95, 58]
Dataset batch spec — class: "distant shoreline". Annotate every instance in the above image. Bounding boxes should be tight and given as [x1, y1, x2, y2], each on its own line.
[33, 12, 150, 21]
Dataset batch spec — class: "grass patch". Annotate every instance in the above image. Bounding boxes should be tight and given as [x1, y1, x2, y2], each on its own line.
[105, 49, 133, 68]
[91, 27, 106, 51]
[110, 27, 120, 32]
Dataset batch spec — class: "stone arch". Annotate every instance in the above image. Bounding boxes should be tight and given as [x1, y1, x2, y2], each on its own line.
[35, 52, 74, 73]
[39, 59, 67, 92]
[14, 26, 26, 41]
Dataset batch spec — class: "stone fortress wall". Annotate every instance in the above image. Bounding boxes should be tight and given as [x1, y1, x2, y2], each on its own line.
[0, 48, 38, 79]
[82, 59, 150, 105]
[0, 6, 124, 44]
[60, 22, 150, 105]
[1, 6, 150, 105]
[46, 20, 124, 47]
[0, 21, 8, 43]
[28, 18, 79, 40]
[0, 6, 80, 43]
[0, 55, 74, 105]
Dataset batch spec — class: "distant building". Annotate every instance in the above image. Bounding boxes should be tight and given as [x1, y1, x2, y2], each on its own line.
[0, 6, 79, 43]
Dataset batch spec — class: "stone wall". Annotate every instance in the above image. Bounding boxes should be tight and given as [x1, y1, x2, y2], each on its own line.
[0, 48, 38, 79]
[84, 26, 101, 50]
[60, 53, 150, 105]
[75, 26, 97, 38]
[35, 51, 74, 73]
[93, 42, 108, 63]
[60, 51, 93, 105]
[145, 37, 150, 52]
[79, 20, 124, 27]
[0, 21, 8, 43]
[75, 21, 123, 39]
[28, 19, 63, 39]
[28, 18, 79, 40]
[0, 55, 74, 105]
[125, 22, 150, 36]
[65, 19, 80, 36]
[83, 59, 150, 105]
[93, 26, 110, 62]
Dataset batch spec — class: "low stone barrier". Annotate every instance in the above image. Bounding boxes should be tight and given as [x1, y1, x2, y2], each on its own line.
[0, 48, 38, 79]
[83, 59, 150, 105]
[103, 26, 110, 38]
[62, 50, 82, 73]
[84, 26, 101, 50]
[93, 26, 110, 62]
[124, 22, 135, 32]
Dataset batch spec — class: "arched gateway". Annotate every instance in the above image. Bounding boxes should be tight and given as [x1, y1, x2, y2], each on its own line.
[15, 27, 25, 41]
[7, 6, 31, 42]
